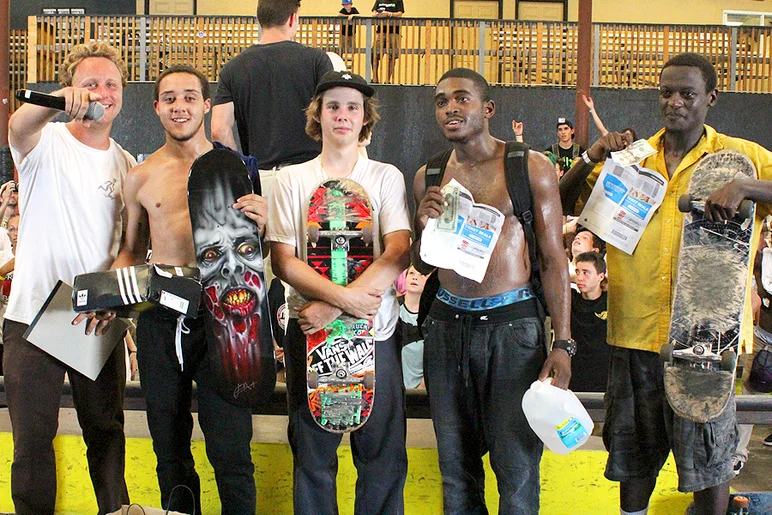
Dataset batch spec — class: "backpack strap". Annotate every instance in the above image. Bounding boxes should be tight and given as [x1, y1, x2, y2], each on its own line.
[424, 148, 453, 189]
[417, 148, 453, 333]
[504, 141, 547, 317]
[504, 141, 538, 273]
[572, 143, 581, 159]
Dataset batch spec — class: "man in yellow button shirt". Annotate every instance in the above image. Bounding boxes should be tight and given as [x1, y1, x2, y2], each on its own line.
[561, 52, 772, 515]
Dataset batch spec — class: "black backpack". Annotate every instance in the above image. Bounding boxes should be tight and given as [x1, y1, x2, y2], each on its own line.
[416, 141, 546, 331]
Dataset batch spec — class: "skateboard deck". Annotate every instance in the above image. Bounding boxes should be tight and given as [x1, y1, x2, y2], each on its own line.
[306, 178, 375, 433]
[188, 148, 276, 407]
[662, 150, 757, 423]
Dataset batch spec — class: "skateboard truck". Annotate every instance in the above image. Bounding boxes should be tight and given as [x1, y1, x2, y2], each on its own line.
[660, 342, 737, 372]
[678, 194, 753, 219]
[307, 225, 373, 286]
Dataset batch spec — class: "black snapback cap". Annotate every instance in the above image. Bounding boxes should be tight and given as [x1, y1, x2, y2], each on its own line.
[315, 70, 375, 98]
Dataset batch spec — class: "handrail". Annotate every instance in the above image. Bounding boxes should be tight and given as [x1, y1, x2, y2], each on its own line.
[0, 378, 770, 424]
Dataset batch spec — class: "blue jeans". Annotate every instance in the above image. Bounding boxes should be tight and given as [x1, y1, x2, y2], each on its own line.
[284, 318, 407, 515]
[137, 306, 256, 515]
[423, 299, 546, 515]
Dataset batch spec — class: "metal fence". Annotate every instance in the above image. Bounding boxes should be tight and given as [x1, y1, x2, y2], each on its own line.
[12, 14, 772, 108]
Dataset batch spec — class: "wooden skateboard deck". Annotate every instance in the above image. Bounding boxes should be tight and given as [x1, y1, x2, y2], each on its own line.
[662, 150, 757, 423]
[306, 178, 375, 433]
[188, 148, 275, 407]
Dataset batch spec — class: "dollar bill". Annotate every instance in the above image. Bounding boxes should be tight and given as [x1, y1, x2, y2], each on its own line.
[609, 139, 656, 167]
[437, 185, 459, 232]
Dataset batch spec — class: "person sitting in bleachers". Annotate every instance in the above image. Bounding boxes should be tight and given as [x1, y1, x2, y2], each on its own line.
[569, 226, 605, 286]
[569, 251, 609, 393]
[398, 264, 430, 389]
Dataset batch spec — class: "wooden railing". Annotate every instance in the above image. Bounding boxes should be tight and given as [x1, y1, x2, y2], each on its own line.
[13, 14, 772, 109]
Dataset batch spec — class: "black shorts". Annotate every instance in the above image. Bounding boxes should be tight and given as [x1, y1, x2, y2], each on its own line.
[602, 346, 738, 492]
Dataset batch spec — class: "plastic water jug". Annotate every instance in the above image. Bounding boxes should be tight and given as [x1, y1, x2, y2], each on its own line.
[521, 379, 594, 455]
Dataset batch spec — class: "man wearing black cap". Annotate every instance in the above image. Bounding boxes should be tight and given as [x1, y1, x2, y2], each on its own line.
[266, 70, 411, 514]
[546, 118, 585, 176]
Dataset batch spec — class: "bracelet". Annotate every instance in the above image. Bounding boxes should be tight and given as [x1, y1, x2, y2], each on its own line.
[588, 109, 594, 113]
[581, 150, 598, 165]
[129, 350, 137, 354]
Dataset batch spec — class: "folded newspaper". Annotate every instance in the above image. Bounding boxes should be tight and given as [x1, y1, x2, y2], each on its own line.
[420, 179, 504, 283]
[578, 152, 666, 255]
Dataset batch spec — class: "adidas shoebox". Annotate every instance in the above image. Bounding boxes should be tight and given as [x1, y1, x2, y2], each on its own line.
[72, 264, 202, 318]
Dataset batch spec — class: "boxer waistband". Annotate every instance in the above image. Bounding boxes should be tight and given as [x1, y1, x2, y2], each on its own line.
[436, 286, 534, 312]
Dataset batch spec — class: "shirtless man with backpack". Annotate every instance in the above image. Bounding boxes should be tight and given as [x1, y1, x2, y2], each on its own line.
[411, 67, 572, 514]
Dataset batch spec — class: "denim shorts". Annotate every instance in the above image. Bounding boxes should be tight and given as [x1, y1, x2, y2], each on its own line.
[602, 346, 738, 492]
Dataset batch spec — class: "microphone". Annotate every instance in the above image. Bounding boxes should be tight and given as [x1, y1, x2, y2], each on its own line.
[15, 89, 105, 121]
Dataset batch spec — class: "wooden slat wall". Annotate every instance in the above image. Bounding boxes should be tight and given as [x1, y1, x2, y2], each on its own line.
[17, 15, 772, 93]
[9, 30, 27, 112]
[736, 27, 772, 93]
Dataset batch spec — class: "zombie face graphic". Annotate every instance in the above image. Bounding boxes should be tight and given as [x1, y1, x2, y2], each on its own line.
[191, 175, 266, 385]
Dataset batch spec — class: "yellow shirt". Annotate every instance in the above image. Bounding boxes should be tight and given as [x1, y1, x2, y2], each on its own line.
[586, 125, 772, 353]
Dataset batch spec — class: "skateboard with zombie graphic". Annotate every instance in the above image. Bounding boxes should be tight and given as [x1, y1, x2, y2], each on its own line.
[188, 148, 275, 407]
[306, 178, 375, 433]
[660, 150, 757, 423]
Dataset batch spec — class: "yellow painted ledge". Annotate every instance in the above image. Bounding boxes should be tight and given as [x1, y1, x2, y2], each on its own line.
[0, 433, 691, 514]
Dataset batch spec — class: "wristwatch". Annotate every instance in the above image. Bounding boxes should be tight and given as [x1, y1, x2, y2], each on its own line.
[581, 150, 598, 165]
[553, 338, 577, 357]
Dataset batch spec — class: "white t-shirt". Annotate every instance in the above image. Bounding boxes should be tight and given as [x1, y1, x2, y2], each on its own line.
[266, 155, 410, 340]
[7, 122, 135, 325]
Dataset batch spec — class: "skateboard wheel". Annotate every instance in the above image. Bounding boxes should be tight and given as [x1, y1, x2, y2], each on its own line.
[737, 200, 753, 220]
[660, 343, 674, 364]
[308, 225, 320, 244]
[363, 370, 375, 390]
[678, 194, 693, 213]
[720, 350, 737, 372]
[362, 225, 373, 244]
[308, 369, 319, 389]
[732, 495, 749, 509]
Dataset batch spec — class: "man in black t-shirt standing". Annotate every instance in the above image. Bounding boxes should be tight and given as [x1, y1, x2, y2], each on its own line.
[545, 118, 585, 176]
[371, 0, 404, 83]
[211, 0, 333, 199]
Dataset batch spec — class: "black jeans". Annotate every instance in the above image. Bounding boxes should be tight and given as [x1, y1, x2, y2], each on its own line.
[3, 319, 129, 515]
[284, 318, 407, 515]
[136, 306, 255, 514]
[423, 300, 546, 515]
